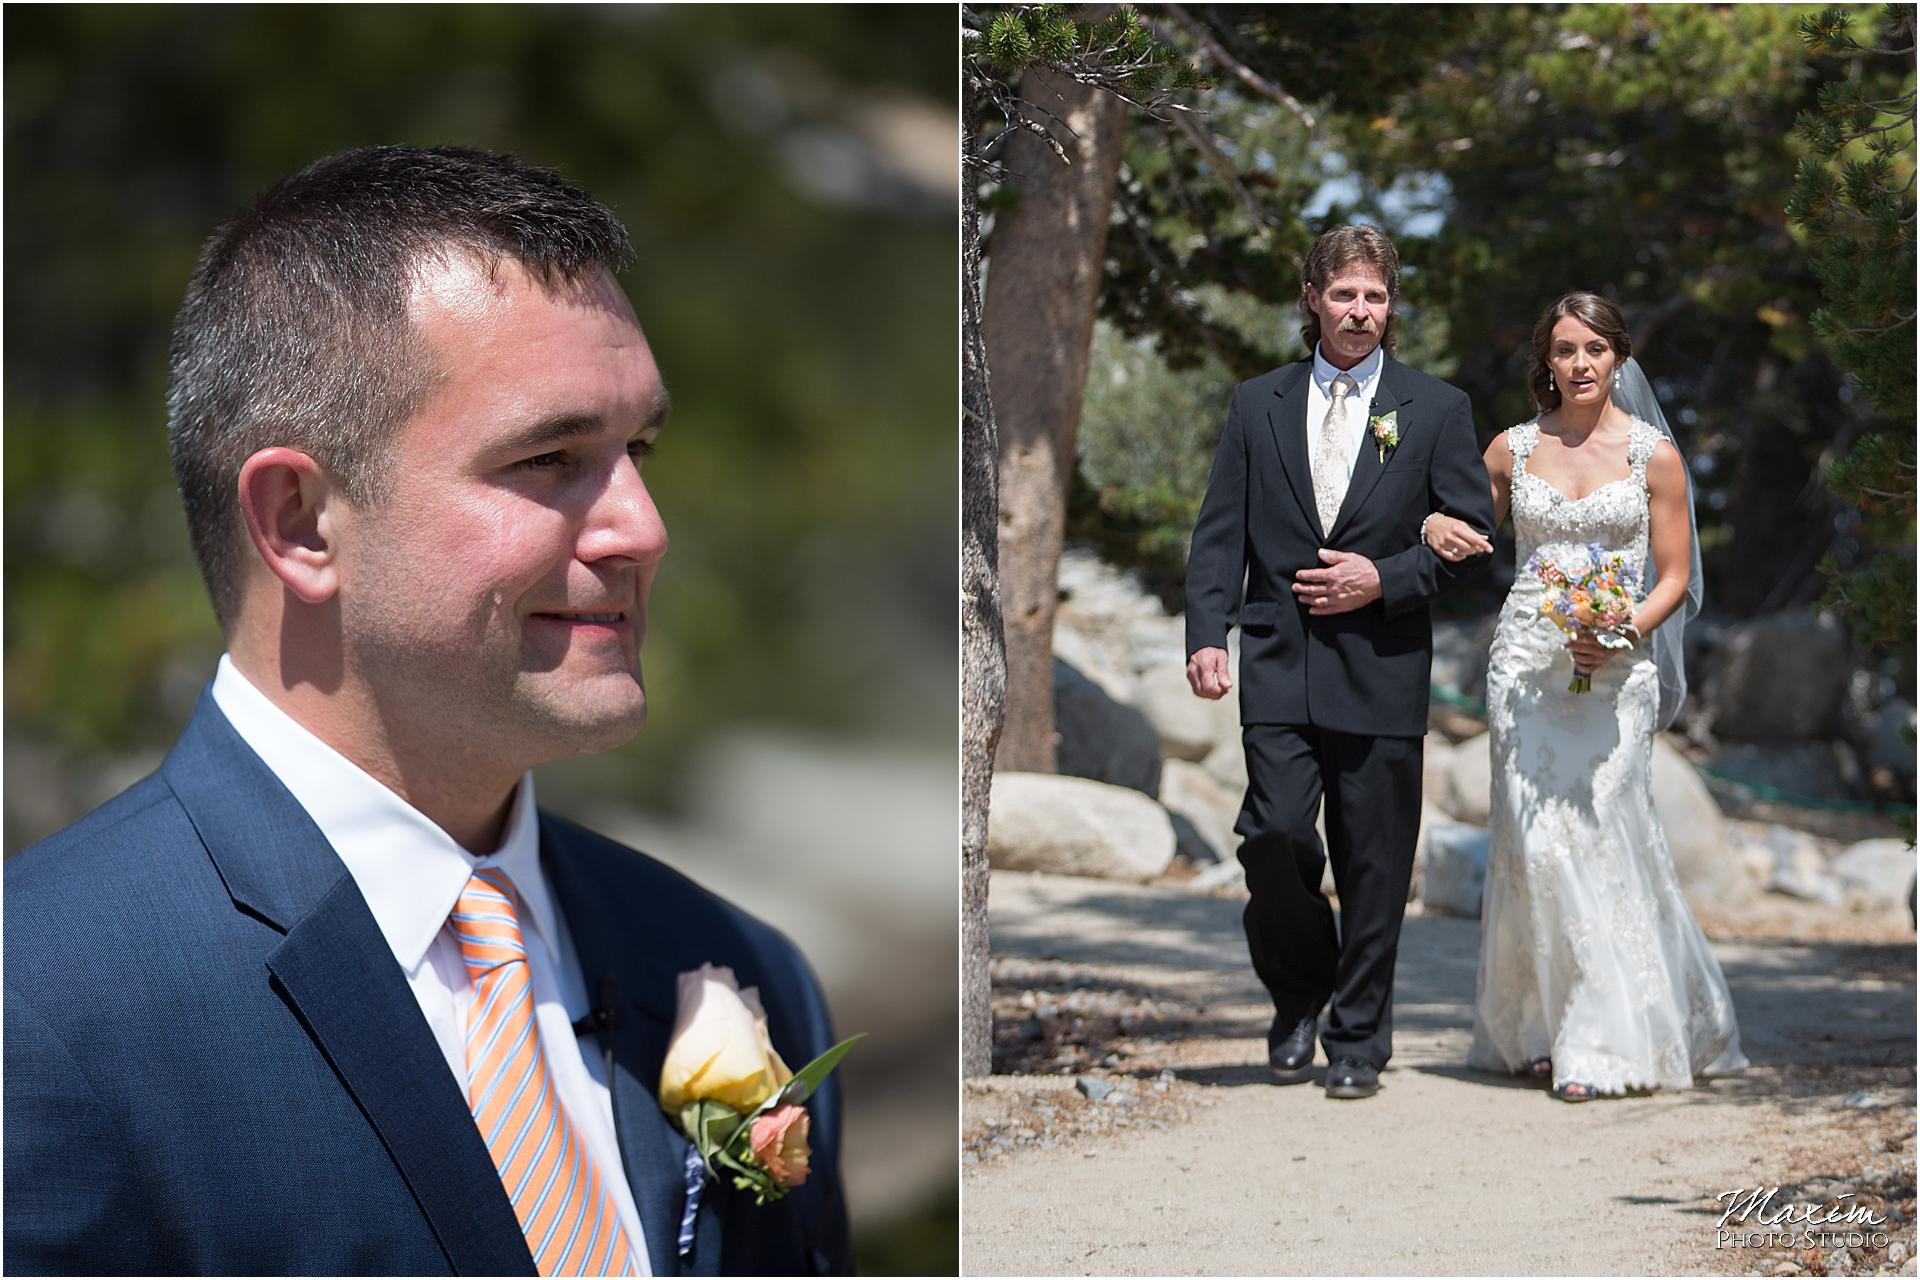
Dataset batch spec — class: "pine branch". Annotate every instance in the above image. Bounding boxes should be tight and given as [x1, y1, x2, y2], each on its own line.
[1837, 117, 1915, 144]
[1160, 4, 1317, 132]
[1823, 310, 1918, 335]
[1164, 111, 1281, 228]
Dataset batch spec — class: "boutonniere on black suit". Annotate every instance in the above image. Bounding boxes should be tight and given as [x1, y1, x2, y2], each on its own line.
[1370, 410, 1401, 462]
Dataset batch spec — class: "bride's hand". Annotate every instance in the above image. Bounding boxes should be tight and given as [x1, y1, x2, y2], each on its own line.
[1566, 633, 1614, 675]
[1424, 513, 1493, 561]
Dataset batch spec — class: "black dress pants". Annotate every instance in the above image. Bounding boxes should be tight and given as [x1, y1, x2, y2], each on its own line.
[1235, 724, 1423, 1067]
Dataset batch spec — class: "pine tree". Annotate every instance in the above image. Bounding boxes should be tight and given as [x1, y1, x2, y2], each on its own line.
[1789, 4, 1916, 653]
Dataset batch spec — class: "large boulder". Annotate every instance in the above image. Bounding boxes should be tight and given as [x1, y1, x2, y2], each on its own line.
[1128, 661, 1239, 763]
[1159, 759, 1240, 865]
[1650, 736, 1757, 909]
[1430, 616, 1499, 708]
[1422, 733, 1457, 812]
[1439, 733, 1493, 825]
[1201, 733, 1249, 794]
[1748, 824, 1844, 906]
[1703, 740, 1866, 805]
[987, 772, 1175, 881]
[1437, 731, 1752, 909]
[1870, 700, 1916, 793]
[1829, 839, 1917, 914]
[1704, 608, 1850, 741]
[1053, 657, 1162, 797]
[1056, 546, 1166, 629]
[1421, 822, 1490, 917]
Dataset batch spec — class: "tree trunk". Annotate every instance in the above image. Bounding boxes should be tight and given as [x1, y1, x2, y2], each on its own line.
[961, 97, 1008, 1080]
[982, 67, 1128, 774]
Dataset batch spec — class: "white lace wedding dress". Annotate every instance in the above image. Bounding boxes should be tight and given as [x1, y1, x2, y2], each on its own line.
[1468, 419, 1747, 1094]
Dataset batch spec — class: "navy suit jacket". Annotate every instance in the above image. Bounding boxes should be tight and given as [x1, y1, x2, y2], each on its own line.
[1184, 356, 1494, 736]
[5, 691, 852, 1276]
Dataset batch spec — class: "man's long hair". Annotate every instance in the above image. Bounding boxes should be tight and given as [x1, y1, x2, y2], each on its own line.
[1297, 224, 1400, 358]
[167, 145, 634, 626]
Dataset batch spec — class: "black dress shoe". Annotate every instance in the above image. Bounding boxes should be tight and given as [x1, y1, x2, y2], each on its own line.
[1266, 1015, 1317, 1077]
[1324, 1055, 1380, 1099]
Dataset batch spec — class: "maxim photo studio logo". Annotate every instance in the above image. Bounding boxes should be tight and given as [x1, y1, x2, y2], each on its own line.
[1714, 1185, 1893, 1251]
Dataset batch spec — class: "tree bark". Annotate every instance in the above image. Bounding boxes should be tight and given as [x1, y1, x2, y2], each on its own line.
[961, 95, 1008, 1080]
[981, 67, 1129, 774]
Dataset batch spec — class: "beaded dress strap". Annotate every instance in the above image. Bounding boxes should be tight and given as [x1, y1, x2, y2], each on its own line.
[1627, 418, 1657, 486]
[1507, 420, 1539, 472]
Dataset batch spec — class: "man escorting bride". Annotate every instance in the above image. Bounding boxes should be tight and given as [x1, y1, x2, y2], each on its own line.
[1186, 224, 1745, 1102]
[1184, 225, 1496, 1100]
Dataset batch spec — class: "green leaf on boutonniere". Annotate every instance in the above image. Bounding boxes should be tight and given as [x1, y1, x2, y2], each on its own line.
[682, 1099, 745, 1160]
[766, 1033, 867, 1111]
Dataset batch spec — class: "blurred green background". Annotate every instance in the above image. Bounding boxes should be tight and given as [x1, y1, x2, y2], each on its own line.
[5, 5, 957, 1272]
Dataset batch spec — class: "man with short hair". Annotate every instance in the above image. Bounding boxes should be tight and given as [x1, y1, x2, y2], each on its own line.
[5, 145, 850, 1276]
[1185, 223, 1494, 1100]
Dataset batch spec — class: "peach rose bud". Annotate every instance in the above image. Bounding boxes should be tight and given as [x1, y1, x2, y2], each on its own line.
[748, 1103, 812, 1188]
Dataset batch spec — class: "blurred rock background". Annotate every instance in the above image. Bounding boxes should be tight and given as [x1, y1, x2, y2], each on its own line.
[3, 7, 955, 1272]
[989, 548, 1916, 934]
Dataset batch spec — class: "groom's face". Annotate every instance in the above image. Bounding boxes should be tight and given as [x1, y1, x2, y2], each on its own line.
[1308, 264, 1391, 367]
[329, 254, 671, 766]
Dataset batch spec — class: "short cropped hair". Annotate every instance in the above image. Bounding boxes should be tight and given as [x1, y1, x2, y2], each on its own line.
[166, 144, 634, 625]
[1528, 291, 1632, 412]
[1297, 223, 1401, 358]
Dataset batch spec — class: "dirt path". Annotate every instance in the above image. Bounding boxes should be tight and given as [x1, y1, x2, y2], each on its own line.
[963, 872, 1916, 1277]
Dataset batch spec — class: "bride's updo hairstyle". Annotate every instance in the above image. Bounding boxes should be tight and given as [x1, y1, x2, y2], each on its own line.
[1529, 292, 1632, 412]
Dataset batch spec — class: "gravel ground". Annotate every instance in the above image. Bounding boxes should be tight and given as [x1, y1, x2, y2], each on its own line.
[963, 871, 1916, 1277]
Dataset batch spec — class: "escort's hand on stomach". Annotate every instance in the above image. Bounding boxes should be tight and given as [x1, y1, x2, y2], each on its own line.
[1292, 549, 1382, 616]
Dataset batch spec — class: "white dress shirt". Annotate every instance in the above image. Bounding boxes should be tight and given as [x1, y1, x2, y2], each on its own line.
[1305, 340, 1386, 486]
[211, 655, 651, 1274]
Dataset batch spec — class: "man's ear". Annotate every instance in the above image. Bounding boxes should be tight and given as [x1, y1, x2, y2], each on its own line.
[235, 448, 341, 605]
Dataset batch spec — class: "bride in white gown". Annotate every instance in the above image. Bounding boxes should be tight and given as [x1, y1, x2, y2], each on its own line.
[1422, 292, 1746, 1102]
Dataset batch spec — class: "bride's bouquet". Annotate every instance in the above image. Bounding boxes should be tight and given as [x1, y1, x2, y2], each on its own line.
[1528, 544, 1639, 694]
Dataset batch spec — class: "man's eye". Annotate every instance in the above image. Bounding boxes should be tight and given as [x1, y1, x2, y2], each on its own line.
[628, 438, 658, 460]
[519, 451, 572, 471]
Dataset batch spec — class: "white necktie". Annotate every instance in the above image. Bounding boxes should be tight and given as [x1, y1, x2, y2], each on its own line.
[1314, 372, 1357, 534]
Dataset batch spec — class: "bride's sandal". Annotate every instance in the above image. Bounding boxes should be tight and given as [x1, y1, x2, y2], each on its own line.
[1552, 1080, 1598, 1102]
[1525, 1056, 1552, 1080]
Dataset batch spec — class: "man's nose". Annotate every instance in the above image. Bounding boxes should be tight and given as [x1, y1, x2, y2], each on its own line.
[580, 458, 668, 567]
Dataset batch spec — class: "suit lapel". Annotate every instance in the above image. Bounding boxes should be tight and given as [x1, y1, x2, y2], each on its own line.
[267, 885, 538, 1276]
[1326, 356, 1418, 542]
[1264, 362, 1323, 539]
[163, 692, 535, 1277]
[544, 826, 725, 1277]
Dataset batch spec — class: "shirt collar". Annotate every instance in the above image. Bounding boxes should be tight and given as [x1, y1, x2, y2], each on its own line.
[1311, 341, 1384, 397]
[209, 654, 556, 974]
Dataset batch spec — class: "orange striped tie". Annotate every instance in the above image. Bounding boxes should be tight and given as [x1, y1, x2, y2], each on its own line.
[453, 869, 637, 1277]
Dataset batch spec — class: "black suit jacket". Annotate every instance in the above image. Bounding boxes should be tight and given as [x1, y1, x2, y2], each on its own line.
[1184, 356, 1494, 737]
[5, 691, 852, 1276]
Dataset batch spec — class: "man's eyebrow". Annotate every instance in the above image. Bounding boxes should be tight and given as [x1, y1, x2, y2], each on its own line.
[494, 386, 672, 455]
[644, 384, 672, 431]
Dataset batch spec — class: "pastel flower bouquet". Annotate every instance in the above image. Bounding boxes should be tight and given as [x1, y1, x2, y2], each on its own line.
[1528, 544, 1640, 694]
[658, 964, 861, 1206]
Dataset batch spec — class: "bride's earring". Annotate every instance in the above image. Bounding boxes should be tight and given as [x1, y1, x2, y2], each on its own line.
[1547, 369, 1555, 392]
[1613, 368, 1622, 390]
